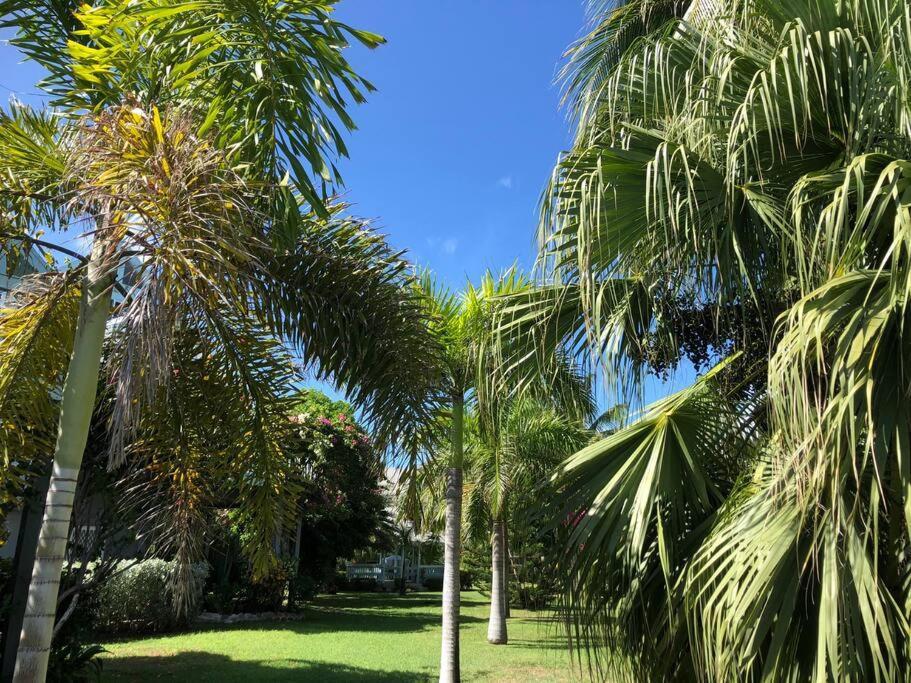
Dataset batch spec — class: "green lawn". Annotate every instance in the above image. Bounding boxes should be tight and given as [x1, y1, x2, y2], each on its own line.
[101, 591, 576, 681]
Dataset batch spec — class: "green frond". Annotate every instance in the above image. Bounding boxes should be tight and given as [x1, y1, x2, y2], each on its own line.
[2, 0, 384, 212]
[0, 271, 80, 505]
[257, 210, 443, 457]
[0, 103, 74, 267]
[553, 359, 753, 679]
[687, 481, 908, 682]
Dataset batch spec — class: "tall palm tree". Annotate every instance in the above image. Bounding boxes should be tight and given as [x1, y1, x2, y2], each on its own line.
[462, 397, 592, 645]
[411, 270, 523, 683]
[506, 0, 911, 679]
[410, 268, 575, 681]
[0, 2, 441, 679]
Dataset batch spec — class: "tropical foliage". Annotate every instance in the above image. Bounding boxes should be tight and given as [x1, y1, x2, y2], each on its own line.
[508, 0, 911, 680]
[0, 0, 443, 677]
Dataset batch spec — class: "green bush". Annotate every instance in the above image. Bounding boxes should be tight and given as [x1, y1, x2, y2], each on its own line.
[203, 561, 309, 614]
[347, 577, 378, 592]
[509, 580, 553, 610]
[92, 560, 207, 634]
[47, 641, 106, 683]
[459, 570, 473, 590]
[288, 572, 318, 608]
[423, 576, 444, 591]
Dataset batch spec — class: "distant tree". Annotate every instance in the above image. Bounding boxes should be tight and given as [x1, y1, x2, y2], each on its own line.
[462, 397, 591, 644]
[288, 390, 392, 590]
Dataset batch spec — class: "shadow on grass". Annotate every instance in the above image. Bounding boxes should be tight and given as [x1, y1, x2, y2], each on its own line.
[316, 592, 489, 610]
[507, 637, 568, 651]
[170, 592, 485, 640]
[103, 651, 428, 682]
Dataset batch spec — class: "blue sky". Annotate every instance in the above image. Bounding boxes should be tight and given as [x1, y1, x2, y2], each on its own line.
[0, 1, 693, 408]
[329, 0, 587, 289]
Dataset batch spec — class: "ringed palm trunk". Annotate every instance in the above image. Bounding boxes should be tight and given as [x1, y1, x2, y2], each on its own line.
[487, 516, 507, 644]
[502, 520, 510, 619]
[439, 392, 464, 683]
[14, 235, 114, 682]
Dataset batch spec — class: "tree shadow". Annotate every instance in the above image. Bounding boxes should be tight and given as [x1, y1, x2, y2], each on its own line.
[102, 651, 429, 682]
[315, 591, 488, 610]
[507, 637, 568, 651]
[180, 592, 484, 639]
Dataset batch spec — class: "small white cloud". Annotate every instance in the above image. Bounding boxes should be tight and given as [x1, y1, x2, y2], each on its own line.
[442, 238, 458, 255]
[496, 175, 514, 189]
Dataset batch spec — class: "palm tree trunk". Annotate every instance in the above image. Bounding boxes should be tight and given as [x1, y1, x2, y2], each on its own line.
[502, 521, 510, 618]
[439, 393, 464, 683]
[14, 236, 114, 682]
[487, 517, 507, 644]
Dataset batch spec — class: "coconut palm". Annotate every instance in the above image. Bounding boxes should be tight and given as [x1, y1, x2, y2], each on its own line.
[0, 2, 441, 679]
[462, 396, 592, 645]
[506, 0, 911, 679]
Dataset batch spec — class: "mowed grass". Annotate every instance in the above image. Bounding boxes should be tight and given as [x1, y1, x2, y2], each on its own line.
[101, 591, 576, 681]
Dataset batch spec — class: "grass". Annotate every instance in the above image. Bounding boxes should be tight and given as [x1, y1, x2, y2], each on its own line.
[100, 591, 575, 681]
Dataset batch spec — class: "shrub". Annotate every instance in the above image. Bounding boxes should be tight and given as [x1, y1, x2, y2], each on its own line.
[423, 576, 444, 591]
[347, 577, 378, 592]
[288, 572, 318, 608]
[234, 563, 289, 612]
[92, 560, 206, 634]
[459, 570, 473, 590]
[509, 580, 553, 610]
[47, 642, 106, 683]
[203, 561, 309, 614]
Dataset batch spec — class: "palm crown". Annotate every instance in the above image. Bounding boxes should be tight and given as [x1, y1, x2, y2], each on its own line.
[511, 0, 911, 680]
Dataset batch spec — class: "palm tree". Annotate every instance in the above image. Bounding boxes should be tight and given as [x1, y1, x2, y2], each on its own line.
[0, 2, 441, 679]
[410, 268, 575, 681]
[462, 397, 592, 645]
[506, 0, 911, 679]
[411, 271, 514, 683]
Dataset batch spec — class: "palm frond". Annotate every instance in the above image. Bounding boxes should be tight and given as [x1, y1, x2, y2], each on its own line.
[0, 271, 80, 504]
[5, 0, 383, 212]
[257, 210, 444, 456]
[553, 358, 753, 679]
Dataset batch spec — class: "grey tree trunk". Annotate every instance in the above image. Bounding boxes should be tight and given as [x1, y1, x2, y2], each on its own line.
[439, 394, 464, 683]
[14, 236, 114, 682]
[487, 517, 507, 644]
[502, 521, 510, 619]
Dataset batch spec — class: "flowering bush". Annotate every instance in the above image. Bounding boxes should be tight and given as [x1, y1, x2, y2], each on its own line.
[203, 390, 393, 607]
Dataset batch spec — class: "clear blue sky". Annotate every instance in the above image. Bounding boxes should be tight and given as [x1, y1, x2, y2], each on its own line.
[0, 1, 692, 408]
[330, 0, 587, 290]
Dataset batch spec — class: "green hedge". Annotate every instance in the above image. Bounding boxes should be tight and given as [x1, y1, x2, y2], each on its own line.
[92, 560, 207, 634]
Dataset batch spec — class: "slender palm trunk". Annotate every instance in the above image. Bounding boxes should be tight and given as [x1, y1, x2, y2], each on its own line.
[487, 516, 507, 644]
[502, 521, 510, 618]
[439, 393, 464, 683]
[14, 236, 113, 682]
